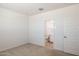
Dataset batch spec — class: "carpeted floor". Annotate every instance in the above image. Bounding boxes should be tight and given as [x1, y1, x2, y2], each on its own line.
[0, 43, 75, 56]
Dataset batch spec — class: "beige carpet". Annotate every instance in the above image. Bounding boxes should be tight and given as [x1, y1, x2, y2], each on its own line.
[0, 43, 75, 56]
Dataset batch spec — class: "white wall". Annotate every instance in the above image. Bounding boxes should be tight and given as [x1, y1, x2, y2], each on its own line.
[0, 7, 28, 51]
[29, 8, 64, 51]
[0, 4, 79, 53]
[29, 4, 79, 51]
[0, 6, 64, 51]
[29, 15, 45, 46]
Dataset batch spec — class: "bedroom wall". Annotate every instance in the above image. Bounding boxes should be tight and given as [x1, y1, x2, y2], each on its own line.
[0, 4, 79, 52]
[28, 4, 79, 51]
[29, 8, 64, 51]
[29, 15, 45, 46]
[0, 7, 28, 51]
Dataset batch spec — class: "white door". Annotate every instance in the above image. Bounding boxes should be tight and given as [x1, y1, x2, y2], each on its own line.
[64, 16, 79, 55]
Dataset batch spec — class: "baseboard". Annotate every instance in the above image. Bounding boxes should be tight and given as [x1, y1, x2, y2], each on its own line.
[0, 42, 29, 52]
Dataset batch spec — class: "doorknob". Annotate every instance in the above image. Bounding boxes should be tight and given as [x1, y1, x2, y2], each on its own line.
[64, 36, 67, 38]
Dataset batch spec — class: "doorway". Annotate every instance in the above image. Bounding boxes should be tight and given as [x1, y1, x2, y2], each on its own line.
[45, 19, 55, 48]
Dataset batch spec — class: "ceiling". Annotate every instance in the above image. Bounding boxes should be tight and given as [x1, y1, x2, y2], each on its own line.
[0, 3, 75, 16]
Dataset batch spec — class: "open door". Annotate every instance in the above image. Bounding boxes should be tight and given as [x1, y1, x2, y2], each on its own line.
[45, 19, 55, 48]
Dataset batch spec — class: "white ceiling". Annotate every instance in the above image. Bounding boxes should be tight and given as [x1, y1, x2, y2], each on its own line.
[0, 3, 75, 16]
